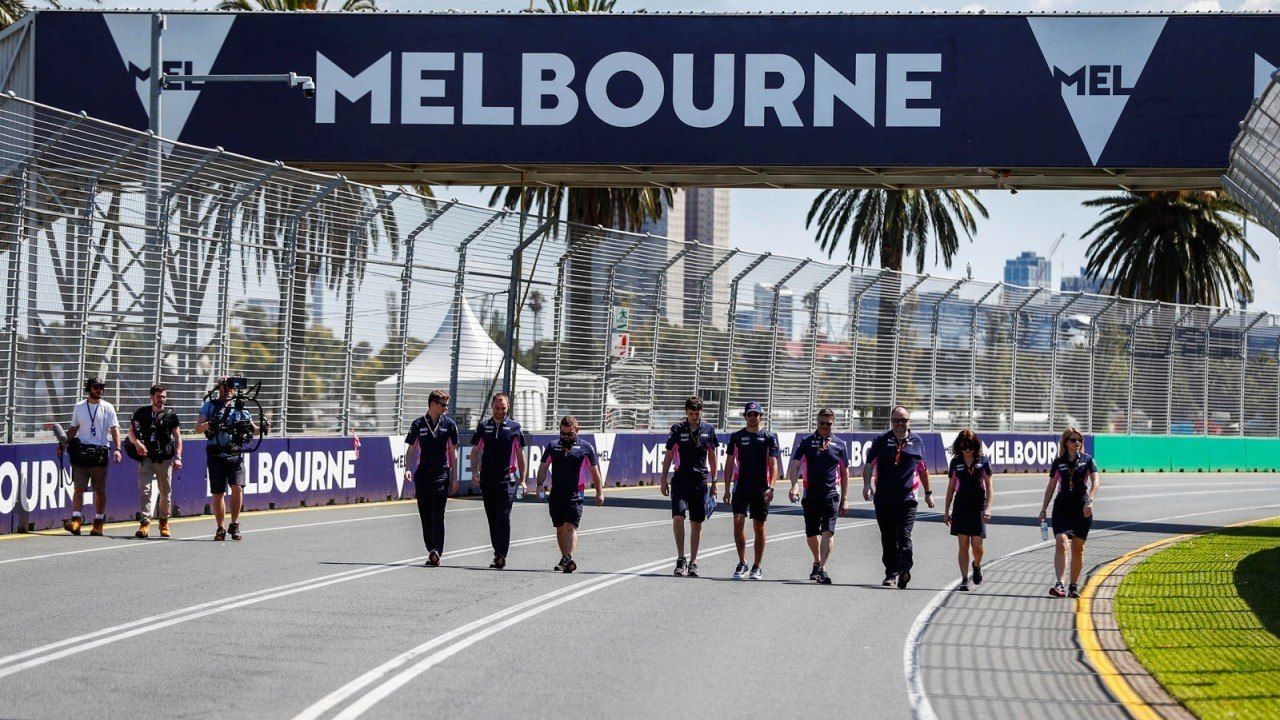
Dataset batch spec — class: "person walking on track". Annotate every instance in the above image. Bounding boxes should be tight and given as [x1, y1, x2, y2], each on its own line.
[126, 384, 183, 539]
[724, 401, 782, 580]
[60, 377, 122, 537]
[1038, 427, 1100, 598]
[660, 396, 720, 578]
[863, 405, 935, 589]
[535, 415, 604, 574]
[471, 393, 527, 569]
[943, 430, 993, 591]
[787, 408, 849, 585]
[404, 389, 459, 567]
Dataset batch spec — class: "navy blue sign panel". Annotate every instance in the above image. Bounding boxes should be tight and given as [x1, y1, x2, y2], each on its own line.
[27, 11, 1280, 170]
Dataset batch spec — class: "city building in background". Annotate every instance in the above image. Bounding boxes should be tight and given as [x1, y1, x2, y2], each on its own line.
[682, 188, 732, 329]
[753, 282, 795, 337]
[1060, 267, 1116, 295]
[1003, 250, 1052, 289]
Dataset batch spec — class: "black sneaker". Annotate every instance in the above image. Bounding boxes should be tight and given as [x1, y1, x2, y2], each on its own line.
[686, 562, 699, 578]
[673, 556, 687, 576]
[563, 558, 577, 574]
[490, 556, 506, 569]
[882, 574, 897, 587]
[228, 523, 242, 541]
[554, 556, 568, 572]
[958, 580, 970, 592]
[810, 563, 822, 581]
[214, 526, 226, 542]
[897, 570, 912, 589]
[971, 563, 983, 586]
[1068, 583, 1080, 599]
[816, 568, 832, 585]
[1049, 581, 1066, 597]
[732, 562, 749, 580]
[427, 551, 441, 567]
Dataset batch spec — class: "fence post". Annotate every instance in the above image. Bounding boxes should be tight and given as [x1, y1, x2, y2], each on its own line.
[1240, 313, 1267, 436]
[503, 219, 555, 403]
[889, 274, 929, 407]
[548, 246, 573, 424]
[339, 189, 401, 435]
[720, 253, 772, 426]
[1204, 308, 1231, 436]
[764, 259, 810, 427]
[279, 176, 344, 435]
[691, 248, 739, 401]
[1085, 297, 1118, 433]
[447, 212, 504, 418]
[3, 163, 27, 443]
[1125, 302, 1158, 434]
[1048, 293, 1084, 429]
[1167, 306, 1196, 434]
[598, 236, 648, 430]
[848, 270, 889, 429]
[646, 242, 695, 423]
[805, 265, 848, 424]
[927, 278, 966, 430]
[216, 163, 281, 378]
[968, 284, 1000, 430]
[1008, 287, 1045, 431]
[395, 200, 454, 433]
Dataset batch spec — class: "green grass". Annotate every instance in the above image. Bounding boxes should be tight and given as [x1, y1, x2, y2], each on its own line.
[1115, 519, 1280, 720]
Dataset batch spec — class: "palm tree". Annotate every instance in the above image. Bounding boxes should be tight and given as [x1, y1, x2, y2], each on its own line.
[1081, 191, 1254, 306]
[806, 188, 987, 427]
[216, 0, 375, 10]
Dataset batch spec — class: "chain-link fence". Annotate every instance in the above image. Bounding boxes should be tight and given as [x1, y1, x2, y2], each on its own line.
[2, 93, 1278, 443]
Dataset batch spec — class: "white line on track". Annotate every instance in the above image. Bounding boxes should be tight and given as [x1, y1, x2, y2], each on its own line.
[0, 513, 686, 680]
[295, 485, 1280, 719]
[903, 496, 1280, 720]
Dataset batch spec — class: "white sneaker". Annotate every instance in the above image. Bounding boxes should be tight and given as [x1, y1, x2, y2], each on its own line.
[748, 566, 763, 580]
[732, 562, 749, 580]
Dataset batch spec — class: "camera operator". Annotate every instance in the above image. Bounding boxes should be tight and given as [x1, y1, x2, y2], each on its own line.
[127, 384, 183, 539]
[196, 377, 260, 542]
[60, 377, 122, 537]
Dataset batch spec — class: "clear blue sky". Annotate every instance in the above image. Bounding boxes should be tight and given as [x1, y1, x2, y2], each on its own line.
[63, 0, 1280, 311]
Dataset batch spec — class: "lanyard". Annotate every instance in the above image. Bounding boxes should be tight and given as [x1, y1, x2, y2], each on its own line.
[424, 414, 441, 439]
[86, 403, 99, 437]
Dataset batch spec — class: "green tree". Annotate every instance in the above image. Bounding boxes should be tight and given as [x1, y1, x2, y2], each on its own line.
[216, 0, 374, 10]
[1080, 191, 1254, 305]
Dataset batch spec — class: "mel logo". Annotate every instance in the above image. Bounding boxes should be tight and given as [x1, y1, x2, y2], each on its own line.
[1027, 16, 1166, 165]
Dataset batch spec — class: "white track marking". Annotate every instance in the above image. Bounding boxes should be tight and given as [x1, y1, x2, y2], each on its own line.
[903, 496, 1280, 720]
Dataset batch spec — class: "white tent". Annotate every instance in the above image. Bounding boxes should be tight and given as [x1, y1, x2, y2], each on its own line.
[376, 301, 549, 431]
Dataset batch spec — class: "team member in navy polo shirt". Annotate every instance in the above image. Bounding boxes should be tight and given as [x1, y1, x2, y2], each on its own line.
[943, 430, 994, 592]
[787, 408, 849, 585]
[660, 396, 720, 578]
[470, 393, 528, 570]
[724, 401, 781, 580]
[404, 389, 460, 567]
[536, 416, 605, 574]
[1038, 427, 1100, 599]
[863, 405, 935, 589]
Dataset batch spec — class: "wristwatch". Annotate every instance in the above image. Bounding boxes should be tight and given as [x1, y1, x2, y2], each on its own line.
[924, 490, 933, 496]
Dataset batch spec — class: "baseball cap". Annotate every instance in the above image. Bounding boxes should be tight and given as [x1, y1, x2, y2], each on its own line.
[743, 402, 763, 415]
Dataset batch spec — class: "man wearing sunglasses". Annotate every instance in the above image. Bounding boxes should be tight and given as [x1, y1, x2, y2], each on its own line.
[536, 416, 604, 574]
[404, 389, 459, 567]
[864, 405, 935, 589]
[61, 377, 122, 537]
[470, 393, 528, 570]
[787, 408, 849, 585]
[724, 401, 781, 580]
[660, 396, 720, 577]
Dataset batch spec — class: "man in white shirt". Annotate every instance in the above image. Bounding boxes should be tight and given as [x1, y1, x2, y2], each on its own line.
[59, 377, 122, 536]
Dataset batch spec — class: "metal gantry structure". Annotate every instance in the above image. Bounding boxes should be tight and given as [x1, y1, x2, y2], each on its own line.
[2, 94, 1279, 443]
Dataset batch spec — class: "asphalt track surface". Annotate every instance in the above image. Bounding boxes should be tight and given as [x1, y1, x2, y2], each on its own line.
[2, 473, 1278, 719]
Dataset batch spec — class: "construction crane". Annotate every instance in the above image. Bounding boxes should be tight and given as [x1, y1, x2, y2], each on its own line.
[1036, 233, 1065, 288]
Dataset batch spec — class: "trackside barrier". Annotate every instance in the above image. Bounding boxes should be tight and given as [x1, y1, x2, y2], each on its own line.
[0, 431, 1078, 534]
[1092, 434, 1280, 473]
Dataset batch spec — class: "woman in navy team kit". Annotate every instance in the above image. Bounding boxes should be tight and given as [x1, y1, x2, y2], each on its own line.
[943, 430, 993, 592]
[1037, 427, 1101, 598]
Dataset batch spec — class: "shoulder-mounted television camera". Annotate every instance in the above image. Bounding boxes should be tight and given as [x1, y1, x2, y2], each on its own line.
[203, 376, 269, 453]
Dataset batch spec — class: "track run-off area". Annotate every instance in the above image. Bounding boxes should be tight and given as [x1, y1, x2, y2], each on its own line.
[2, 473, 1278, 719]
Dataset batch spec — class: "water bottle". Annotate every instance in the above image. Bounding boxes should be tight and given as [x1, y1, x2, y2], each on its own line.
[1040, 520, 1049, 541]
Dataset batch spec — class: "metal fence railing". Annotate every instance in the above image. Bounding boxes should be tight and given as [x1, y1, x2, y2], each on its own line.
[3, 92, 1279, 443]
[1226, 69, 1280, 238]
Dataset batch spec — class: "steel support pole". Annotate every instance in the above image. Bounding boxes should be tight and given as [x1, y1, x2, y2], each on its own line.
[394, 200, 454, 433]
[888, 274, 929, 407]
[1167, 306, 1196, 434]
[1048, 293, 1084, 429]
[279, 177, 344, 434]
[502, 219, 555, 401]
[339, 190, 401, 435]
[598, 237, 647, 430]
[805, 265, 848, 423]
[848, 270, 890, 428]
[3, 164, 27, 443]
[764, 259, 810, 425]
[968, 284, 1000, 429]
[691, 247, 739, 400]
[145, 13, 165, 386]
[1008, 287, 1045, 431]
[1239, 313, 1267, 436]
[447, 212, 503, 416]
[1085, 297, 1118, 433]
[645, 243, 694, 420]
[720, 253, 771, 426]
[1126, 303, 1159, 434]
[216, 164, 281, 377]
[927, 279, 966, 430]
[547, 248, 572, 423]
[1198, 307, 1228, 430]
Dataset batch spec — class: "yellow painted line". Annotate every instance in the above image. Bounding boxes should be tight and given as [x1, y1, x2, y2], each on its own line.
[1076, 514, 1280, 720]
[0, 484, 665, 541]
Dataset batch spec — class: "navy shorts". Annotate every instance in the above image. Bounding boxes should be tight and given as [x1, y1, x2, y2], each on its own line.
[671, 479, 713, 523]
[1052, 497, 1093, 540]
[802, 495, 839, 537]
[207, 455, 246, 495]
[731, 486, 770, 522]
[549, 495, 584, 527]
